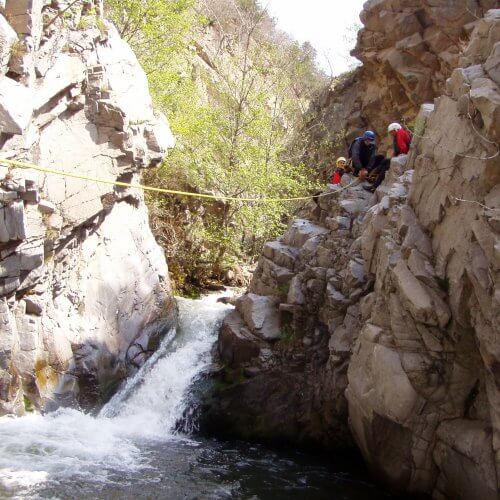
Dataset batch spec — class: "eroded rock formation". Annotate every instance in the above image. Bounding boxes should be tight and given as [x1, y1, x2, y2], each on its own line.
[0, 0, 176, 414]
[302, 0, 498, 171]
[207, 7, 500, 498]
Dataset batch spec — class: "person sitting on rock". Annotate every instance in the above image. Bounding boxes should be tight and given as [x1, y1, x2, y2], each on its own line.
[388, 122, 412, 157]
[362, 155, 391, 193]
[348, 130, 376, 178]
[362, 123, 413, 193]
[331, 157, 347, 185]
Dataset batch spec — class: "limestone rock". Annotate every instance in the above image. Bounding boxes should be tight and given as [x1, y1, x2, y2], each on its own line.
[0, 14, 16, 72]
[236, 294, 281, 340]
[0, 76, 33, 133]
[34, 54, 86, 110]
[208, 7, 500, 500]
[470, 77, 500, 141]
[4, 0, 42, 45]
[0, 1, 176, 415]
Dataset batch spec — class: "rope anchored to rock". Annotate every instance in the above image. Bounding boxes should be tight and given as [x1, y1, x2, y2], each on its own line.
[0, 157, 359, 203]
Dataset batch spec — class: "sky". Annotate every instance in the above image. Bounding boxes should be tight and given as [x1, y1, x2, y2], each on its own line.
[258, 0, 366, 75]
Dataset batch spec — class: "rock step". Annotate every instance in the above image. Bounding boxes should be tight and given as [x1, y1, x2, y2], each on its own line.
[236, 293, 281, 340]
[250, 257, 295, 297]
[219, 310, 263, 366]
[262, 241, 300, 270]
[281, 218, 329, 248]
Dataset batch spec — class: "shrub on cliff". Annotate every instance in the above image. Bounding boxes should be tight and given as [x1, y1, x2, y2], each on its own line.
[107, 0, 325, 291]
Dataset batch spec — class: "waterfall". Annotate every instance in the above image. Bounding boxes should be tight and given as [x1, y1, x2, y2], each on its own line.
[0, 294, 232, 493]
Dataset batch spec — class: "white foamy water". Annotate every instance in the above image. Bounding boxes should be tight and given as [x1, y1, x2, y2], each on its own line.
[0, 294, 232, 495]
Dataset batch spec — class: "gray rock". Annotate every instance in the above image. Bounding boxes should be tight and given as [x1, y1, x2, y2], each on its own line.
[23, 296, 43, 315]
[237, 293, 281, 340]
[282, 219, 328, 248]
[34, 54, 86, 110]
[0, 14, 17, 72]
[4, 0, 43, 44]
[263, 241, 299, 269]
[0, 76, 33, 133]
[0, 201, 26, 242]
[38, 199, 55, 214]
[470, 77, 500, 141]
[218, 311, 261, 366]
[20, 189, 39, 203]
[0, 276, 19, 294]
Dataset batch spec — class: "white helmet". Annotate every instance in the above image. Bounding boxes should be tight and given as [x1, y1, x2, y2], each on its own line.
[388, 122, 402, 132]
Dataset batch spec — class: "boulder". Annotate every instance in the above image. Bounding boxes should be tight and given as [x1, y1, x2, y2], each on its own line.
[218, 311, 261, 366]
[34, 54, 86, 110]
[263, 241, 299, 270]
[484, 41, 500, 85]
[144, 112, 175, 154]
[470, 77, 500, 141]
[0, 200, 26, 242]
[282, 219, 329, 248]
[236, 294, 281, 340]
[392, 260, 450, 328]
[433, 420, 498, 500]
[0, 76, 33, 133]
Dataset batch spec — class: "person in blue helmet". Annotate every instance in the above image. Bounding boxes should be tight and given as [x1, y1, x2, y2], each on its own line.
[348, 130, 376, 178]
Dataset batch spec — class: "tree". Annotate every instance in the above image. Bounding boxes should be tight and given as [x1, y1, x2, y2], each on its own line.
[107, 0, 324, 291]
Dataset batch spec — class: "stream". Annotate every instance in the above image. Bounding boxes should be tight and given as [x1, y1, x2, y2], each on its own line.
[0, 294, 390, 499]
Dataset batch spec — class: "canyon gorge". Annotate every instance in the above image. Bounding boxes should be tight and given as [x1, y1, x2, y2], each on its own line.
[0, 1, 498, 499]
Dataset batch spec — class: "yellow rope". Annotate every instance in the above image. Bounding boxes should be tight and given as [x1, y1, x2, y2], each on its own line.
[0, 158, 358, 203]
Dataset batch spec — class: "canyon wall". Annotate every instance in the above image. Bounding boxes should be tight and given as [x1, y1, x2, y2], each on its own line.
[207, 5, 500, 498]
[302, 0, 498, 172]
[0, 0, 176, 415]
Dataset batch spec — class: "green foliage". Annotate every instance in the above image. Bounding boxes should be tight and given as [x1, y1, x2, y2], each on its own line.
[24, 395, 34, 413]
[107, 0, 324, 290]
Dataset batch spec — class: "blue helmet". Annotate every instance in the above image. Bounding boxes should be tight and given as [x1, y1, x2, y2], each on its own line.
[363, 130, 376, 141]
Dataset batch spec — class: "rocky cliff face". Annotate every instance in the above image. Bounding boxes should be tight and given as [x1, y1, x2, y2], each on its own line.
[302, 0, 498, 171]
[206, 7, 500, 499]
[0, 0, 176, 415]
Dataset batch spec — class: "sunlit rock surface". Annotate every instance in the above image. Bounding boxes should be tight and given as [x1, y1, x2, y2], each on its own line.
[0, 0, 176, 414]
[208, 8, 500, 499]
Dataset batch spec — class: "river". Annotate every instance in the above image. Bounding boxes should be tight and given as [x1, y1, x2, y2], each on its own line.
[0, 294, 390, 499]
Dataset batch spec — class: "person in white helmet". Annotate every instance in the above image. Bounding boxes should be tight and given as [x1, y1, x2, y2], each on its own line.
[363, 123, 412, 193]
[388, 122, 412, 156]
[331, 157, 347, 185]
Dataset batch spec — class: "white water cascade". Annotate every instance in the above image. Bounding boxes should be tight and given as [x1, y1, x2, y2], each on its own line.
[0, 294, 232, 494]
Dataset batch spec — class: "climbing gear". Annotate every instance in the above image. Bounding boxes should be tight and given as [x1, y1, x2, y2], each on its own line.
[336, 157, 347, 168]
[388, 123, 402, 133]
[0, 157, 360, 204]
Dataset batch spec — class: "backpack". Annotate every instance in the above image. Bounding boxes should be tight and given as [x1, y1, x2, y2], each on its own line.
[348, 137, 360, 159]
